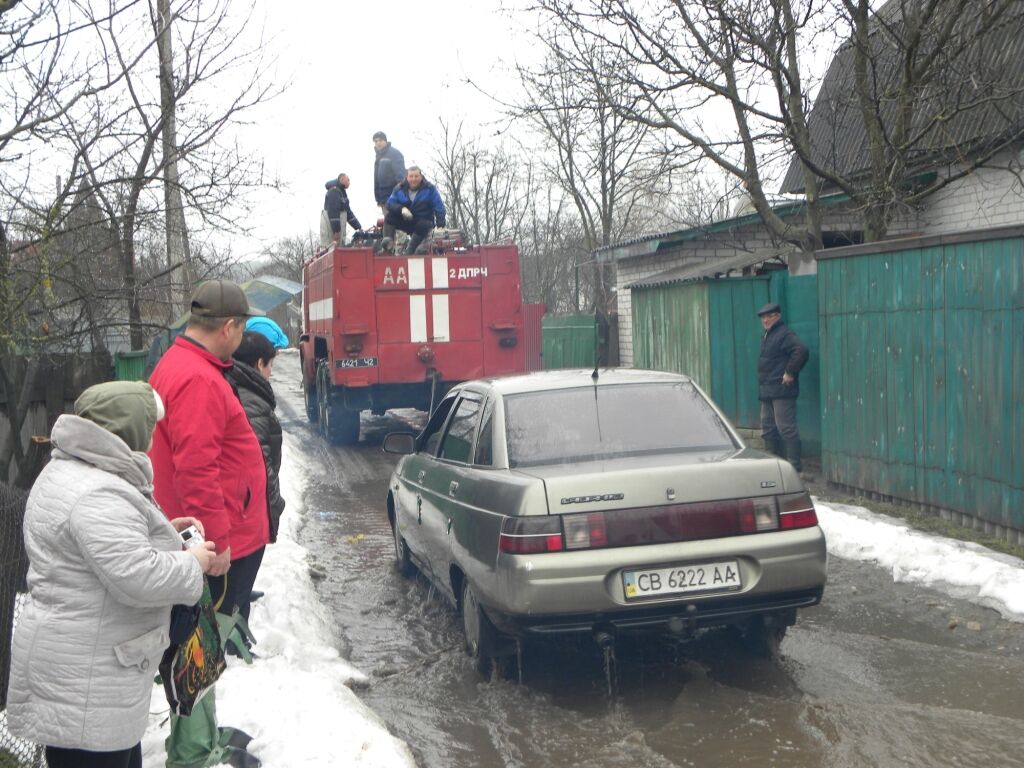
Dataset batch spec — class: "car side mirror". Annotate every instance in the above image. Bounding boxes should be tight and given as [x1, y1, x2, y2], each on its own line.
[383, 432, 416, 455]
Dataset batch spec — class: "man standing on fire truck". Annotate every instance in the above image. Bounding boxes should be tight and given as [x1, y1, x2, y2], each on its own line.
[384, 166, 447, 255]
[321, 173, 362, 246]
[373, 131, 405, 243]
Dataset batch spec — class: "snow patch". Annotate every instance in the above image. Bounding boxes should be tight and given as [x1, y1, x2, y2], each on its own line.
[816, 499, 1024, 621]
[141, 434, 415, 767]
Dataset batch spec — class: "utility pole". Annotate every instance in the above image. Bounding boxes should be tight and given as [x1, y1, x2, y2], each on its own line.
[155, 0, 193, 316]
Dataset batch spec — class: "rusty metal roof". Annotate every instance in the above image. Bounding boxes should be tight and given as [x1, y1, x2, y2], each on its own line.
[780, 0, 1024, 194]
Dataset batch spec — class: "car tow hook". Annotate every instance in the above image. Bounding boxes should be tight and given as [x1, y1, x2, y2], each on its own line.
[667, 604, 698, 636]
[593, 628, 615, 650]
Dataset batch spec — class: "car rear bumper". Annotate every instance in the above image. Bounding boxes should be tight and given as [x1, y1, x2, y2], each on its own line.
[485, 586, 823, 636]
[474, 527, 827, 637]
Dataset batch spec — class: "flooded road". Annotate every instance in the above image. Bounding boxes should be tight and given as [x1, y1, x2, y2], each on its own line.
[272, 353, 1024, 768]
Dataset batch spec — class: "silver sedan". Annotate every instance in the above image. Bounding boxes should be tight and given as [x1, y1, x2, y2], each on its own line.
[384, 369, 827, 674]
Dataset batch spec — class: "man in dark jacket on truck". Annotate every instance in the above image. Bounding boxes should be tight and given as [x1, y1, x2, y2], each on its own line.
[757, 302, 810, 476]
[321, 173, 362, 246]
[384, 166, 447, 255]
[373, 131, 405, 207]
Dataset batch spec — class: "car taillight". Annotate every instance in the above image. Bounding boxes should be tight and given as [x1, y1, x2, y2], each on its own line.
[777, 491, 818, 529]
[738, 497, 779, 533]
[498, 516, 564, 554]
[564, 512, 608, 550]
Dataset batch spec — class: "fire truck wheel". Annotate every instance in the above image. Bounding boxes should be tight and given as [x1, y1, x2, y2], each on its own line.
[317, 373, 360, 446]
[303, 379, 319, 423]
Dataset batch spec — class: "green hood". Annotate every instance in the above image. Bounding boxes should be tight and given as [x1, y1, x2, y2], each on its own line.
[74, 381, 160, 453]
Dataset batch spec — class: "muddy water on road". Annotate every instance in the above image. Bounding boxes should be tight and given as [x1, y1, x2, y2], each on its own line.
[271, 354, 1024, 768]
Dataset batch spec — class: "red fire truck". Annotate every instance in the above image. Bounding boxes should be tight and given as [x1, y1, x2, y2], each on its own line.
[300, 232, 535, 444]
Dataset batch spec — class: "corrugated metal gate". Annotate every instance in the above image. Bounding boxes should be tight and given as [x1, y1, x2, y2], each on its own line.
[631, 282, 711, 388]
[541, 313, 619, 369]
[817, 228, 1024, 533]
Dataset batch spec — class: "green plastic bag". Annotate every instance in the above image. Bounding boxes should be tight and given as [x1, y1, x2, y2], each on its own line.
[160, 578, 226, 716]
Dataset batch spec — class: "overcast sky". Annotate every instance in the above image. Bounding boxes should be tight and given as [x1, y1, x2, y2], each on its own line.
[237, 0, 525, 259]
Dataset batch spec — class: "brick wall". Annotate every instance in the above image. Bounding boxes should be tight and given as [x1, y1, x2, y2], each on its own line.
[890, 148, 1024, 235]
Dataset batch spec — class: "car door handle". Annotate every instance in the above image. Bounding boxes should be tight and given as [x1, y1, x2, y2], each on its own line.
[417, 470, 426, 483]
[416, 495, 422, 524]
[448, 481, 459, 496]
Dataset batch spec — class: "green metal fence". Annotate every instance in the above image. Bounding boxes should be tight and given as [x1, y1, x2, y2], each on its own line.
[542, 314, 600, 369]
[632, 273, 821, 455]
[632, 282, 710, 388]
[817, 228, 1024, 532]
[113, 350, 148, 381]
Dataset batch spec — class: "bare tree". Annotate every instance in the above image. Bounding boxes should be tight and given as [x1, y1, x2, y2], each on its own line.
[433, 120, 529, 246]
[52, 0, 279, 347]
[0, 0, 280, 484]
[526, 0, 1024, 247]
[256, 232, 317, 285]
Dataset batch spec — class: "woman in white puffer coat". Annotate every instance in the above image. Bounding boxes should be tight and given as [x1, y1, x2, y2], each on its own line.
[6, 381, 217, 768]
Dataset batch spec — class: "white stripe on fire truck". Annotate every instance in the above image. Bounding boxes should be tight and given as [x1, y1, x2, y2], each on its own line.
[432, 294, 450, 342]
[408, 258, 426, 290]
[431, 258, 449, 289]
[309, 298, 333, 322]
[409, 295, 428, 343]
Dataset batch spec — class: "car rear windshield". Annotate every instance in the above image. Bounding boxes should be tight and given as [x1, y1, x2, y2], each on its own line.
[504, 382, 737, 467]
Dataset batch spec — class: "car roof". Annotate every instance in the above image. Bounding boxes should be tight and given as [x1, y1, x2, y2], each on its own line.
[461, 368, 695, 397]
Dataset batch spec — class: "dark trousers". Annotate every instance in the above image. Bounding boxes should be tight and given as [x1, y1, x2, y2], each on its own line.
[383, 210, 434, 253]
[45, 744, 142, 768]
[208, 546, 265, 622]
[761, 398, 799, 443]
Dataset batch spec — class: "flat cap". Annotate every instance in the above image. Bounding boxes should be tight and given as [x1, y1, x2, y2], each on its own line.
[190, 279, 264, 318]
[757, 302, 781, 317]
[372, 130, 387, 141]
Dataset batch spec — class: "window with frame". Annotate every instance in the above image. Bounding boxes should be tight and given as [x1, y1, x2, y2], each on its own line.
[420, 395, 457, 456]
[438, 396, 481, 464]
[474, 398, 494, 466]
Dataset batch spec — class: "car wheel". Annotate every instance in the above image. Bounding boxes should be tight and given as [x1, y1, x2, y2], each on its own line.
[393, 516, 414, 578]
[744, 616, 788, 658]
[460, 580, 500, 676]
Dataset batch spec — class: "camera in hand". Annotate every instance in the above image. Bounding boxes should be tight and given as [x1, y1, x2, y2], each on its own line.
[180, 525, 204, 550]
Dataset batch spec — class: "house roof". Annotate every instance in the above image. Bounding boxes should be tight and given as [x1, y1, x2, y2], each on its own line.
[626, 251, 787, 290]
[168, 277, 302, 330]
[596, 193, 848, 262]
[240, 277, 302, 314]
[781, 0, 1024, 193]
[251, 274, 303, 296]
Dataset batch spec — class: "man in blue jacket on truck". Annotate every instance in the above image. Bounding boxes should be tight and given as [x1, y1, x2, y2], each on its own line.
[384, 166, 446, 255]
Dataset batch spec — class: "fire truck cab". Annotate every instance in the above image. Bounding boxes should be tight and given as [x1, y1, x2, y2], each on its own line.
[299, 234, 529, 444]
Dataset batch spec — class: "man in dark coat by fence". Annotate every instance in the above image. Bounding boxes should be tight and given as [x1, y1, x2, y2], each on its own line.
[757, 302, 810, 476]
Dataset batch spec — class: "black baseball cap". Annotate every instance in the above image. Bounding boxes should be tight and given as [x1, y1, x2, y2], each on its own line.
[372, 131, 387, 141]
[190, 280, 264, 318]
[757, 302, 781, 316]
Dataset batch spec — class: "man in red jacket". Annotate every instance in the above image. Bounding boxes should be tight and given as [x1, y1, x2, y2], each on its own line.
[150, 279, 267, 768]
